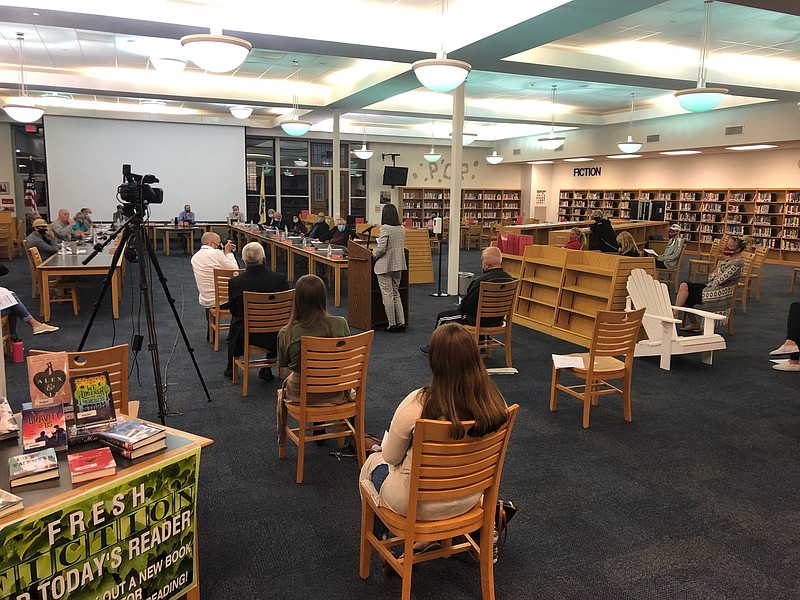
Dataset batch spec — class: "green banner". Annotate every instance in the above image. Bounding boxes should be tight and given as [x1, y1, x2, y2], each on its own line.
[0, 447, 199, 600]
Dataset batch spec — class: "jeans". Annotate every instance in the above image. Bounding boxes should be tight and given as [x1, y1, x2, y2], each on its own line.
[1, 292, 33, 336]
[370, 463, 390, 539]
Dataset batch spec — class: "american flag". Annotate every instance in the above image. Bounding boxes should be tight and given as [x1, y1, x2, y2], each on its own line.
[258, 165, 266, 223]
[23, 169, 37, 211]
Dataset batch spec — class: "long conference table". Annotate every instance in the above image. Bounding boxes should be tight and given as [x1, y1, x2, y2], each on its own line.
[229, 224, 349, 307]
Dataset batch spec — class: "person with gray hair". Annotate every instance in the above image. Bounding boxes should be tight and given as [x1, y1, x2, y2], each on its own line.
[190, 231, 238, 309]
[222, 241, 290, 380]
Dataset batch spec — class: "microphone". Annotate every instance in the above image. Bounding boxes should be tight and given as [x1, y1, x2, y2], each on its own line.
[363, 224, 376, 234]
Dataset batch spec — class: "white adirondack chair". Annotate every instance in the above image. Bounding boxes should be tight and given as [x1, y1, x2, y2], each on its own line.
[625, 269, 727, 370]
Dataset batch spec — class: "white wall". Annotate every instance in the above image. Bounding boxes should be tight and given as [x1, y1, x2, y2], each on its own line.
[0, 124, 17, 215]
[44, 116, 245, 222]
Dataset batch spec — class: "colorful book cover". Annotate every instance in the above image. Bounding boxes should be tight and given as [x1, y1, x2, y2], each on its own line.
[99, 420, 165, 450]
[67, 447, 117, 483]
[70, 372, 117, 432]
[0, 397, 19, 440]
[27, 352, 70, 408]
[8, 448, 59, 487]
[20, 404, 67, 453]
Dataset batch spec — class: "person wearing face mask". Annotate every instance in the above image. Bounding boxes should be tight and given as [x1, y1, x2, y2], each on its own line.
[266, 209, 277, 227]
[319, 218, 357, 246]
[25, 218, 60, 260]
[655, 224, 685, 269]
[673, 235, 749, 332]
[228, 205, 244, 224]
[307, 212, 330, 240]
[588, 209, 618, 253]
[290, 214, 307, 236]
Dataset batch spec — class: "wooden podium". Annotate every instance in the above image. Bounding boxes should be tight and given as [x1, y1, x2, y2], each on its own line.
[348, 240, 409, 330]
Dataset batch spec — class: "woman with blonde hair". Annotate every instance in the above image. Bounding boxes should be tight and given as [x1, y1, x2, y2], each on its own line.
[616, 231, 640, 257]
[360, 323, 508, 529]
[563, 227, 586, 250]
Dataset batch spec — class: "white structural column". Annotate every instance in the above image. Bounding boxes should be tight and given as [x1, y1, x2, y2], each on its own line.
[275, 141, 282, 212]
[332, 110, 340, 218]
[447, 82, 465, 295]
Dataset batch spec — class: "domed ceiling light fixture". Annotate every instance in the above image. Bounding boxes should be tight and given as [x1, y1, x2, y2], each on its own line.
[353, 113, 373, 159]
[281, 60, 311, 137]
[423, 119, 442, 163]
[617, 93, 643, 153]
[3, 33, 44, 123]
[539, 85, 566, 150]
[674, 0, 728, 112]
[485, 125, 504, 164]
[150, 56, 187, 74]
[412, 1, 471, 92]
[450, 131, 477, 145]
[180, 28, 251, 73]
[229, 106, 253, 119]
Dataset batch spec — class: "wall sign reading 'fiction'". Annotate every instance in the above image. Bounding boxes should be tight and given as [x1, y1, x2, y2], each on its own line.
[573, 167, 601, 177]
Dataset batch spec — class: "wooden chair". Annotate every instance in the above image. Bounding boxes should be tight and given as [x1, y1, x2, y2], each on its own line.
[626, 269, 726, 370]
[463, 279, 519, 368]
[11, 218, 25, 257]
[207, 268, 241, 352]
[29, 345, 132, 416]
[28, 247, 80, 316]
[25, 244, 39, 299]
[0, 215, 13, 260]
[359, 404, 519, 600]
[742, 245, 767, 305]
[655, 241, 686, 293]
[462, 224, 482, 250]
[1, 316, 11, 356]
[733, 250, 757, 314]
[687, 237, 725, 282]
[550, 308, 645, 428]
[278, 330, 374, 483]
[232, 289, 294, 397]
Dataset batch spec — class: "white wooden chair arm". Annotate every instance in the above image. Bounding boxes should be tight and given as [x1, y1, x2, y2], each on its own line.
[671, 306, 725, 320]
[640, 312, 681, 325]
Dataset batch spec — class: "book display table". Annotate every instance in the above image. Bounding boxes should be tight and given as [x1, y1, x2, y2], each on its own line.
[0, 423, 212, 600]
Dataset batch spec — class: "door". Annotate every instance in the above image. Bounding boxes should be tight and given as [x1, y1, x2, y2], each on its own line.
[311, 170, 329, 216]
[339, 171, 350, 219]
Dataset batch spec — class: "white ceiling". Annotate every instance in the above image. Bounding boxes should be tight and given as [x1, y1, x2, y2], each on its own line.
[0, 0, 798, 155]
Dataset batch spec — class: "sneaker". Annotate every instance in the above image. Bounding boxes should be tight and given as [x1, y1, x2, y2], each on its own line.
[419, 345, 429, 355]
[258, 367, 274, 381]
[769, 343, 799, 356]
[773, 361, 800, 372]
[223, 368, 233, 380]
[32, 323, 59, 335]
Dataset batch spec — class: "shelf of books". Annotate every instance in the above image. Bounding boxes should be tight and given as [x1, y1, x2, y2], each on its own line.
[508, 245, 655, 347]
[401, 188, 521, 229]
[559, 188, 800, 264]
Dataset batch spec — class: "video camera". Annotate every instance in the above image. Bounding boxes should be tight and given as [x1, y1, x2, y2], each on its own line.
[117, 164, 163, 211]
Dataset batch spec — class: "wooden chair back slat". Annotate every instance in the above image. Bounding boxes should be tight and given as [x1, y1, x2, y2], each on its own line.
[242, 290, 294, 336]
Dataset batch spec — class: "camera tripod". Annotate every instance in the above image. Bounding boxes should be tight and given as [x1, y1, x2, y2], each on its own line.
[78, 209, 211, 425]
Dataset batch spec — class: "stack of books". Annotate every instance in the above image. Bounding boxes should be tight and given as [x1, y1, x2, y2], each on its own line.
[8, 448, 60, 488]
[67, 447, 117, 484]
[99, 420, 166, 459]
[69, 373, 117, 443]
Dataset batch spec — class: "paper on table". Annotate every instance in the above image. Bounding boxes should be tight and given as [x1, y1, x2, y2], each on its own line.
[552, 354, 585, 369]
[643, 248, 658, 256]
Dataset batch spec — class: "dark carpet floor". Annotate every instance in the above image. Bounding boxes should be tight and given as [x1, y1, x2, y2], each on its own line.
[4, 242, 799, 600]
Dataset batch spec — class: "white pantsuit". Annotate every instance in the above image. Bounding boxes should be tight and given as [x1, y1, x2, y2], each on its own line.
[372, 224, 407, 327]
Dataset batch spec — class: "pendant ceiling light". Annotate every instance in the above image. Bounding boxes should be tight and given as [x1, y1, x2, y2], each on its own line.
[353, 113, 373, 159]
[281, 60, 311, 137]
[485, 125, 504, 164]
[412, 1, 471, 92]
[294, 159, 308, 167]
[180, 28, 251, 73]
[450, 131, 477, 146]
[3, 33, 44, 124]
[539, 85, 565, 150]
[150, 56, 187, 74]
[617, 93, 643, 153]
[674, 0, 728, 112]
[229, 106, 253, 119]
[423, 119, 442, 163]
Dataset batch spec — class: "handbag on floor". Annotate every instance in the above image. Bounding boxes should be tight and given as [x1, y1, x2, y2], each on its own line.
[471, 498, 518, 562]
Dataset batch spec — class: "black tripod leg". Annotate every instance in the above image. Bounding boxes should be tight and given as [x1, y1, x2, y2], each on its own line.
[142, 230, 212, 404]
[77, 226, 131, 352]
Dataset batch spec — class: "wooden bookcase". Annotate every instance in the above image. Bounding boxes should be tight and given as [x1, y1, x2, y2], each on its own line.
[559, 187, 800, 264]
[401, 188, 521, 229]
[507, 245, 655, 347]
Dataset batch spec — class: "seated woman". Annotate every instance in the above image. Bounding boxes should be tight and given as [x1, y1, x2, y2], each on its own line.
[277, 274, 350, 405]
[359, 323, 508, 541]
[616, 231, 640, 257]
[770, 302, 799, 372]
[588, 209, 618, 252]
[673, 236, 748, 332]
[563, 227, 586, 250]
[0, 264, 58, 336]
[290, 214, 307, 236]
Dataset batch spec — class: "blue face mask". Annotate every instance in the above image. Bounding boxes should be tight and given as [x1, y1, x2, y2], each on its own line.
[337, 224, 346, 232]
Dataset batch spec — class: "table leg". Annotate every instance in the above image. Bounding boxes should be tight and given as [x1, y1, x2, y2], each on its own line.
[164, 231, 170, 256]
[111, 270, 119, 319]
[41, 270, 51, 322]
[334, 264, 341, 307]
[188, 231, 195, 254]
[287, 247, 295, 281]
[270, 243, 277, 272]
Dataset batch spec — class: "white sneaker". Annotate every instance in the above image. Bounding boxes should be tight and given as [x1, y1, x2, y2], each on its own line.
[772, 361, 800, 372]
[32, 323, 59, 335]
[769, 343, 799, 356]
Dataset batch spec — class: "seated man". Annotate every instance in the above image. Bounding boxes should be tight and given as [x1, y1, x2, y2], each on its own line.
[228, 204, 244, 223]
[25, 218, 60, 260]
[178, 204, 195, 225]
[222, 242, 290, 380]
[190, 232, 239, 310]
[307, 212, 330, 240]
[51, 209, 84, 242]
[269, 211, 289, 232]
[419, 246, 511, 355]
[112, 205, 126, 226]
[318, 218, 357, 246]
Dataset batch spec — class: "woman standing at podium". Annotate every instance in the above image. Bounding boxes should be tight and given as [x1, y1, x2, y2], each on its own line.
[373, 203, 407, 332]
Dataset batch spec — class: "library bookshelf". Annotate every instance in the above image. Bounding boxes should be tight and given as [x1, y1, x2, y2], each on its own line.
[558, 188, 800, 264]
[401, 188, 521, 229]
[505, 245, 656, 347]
